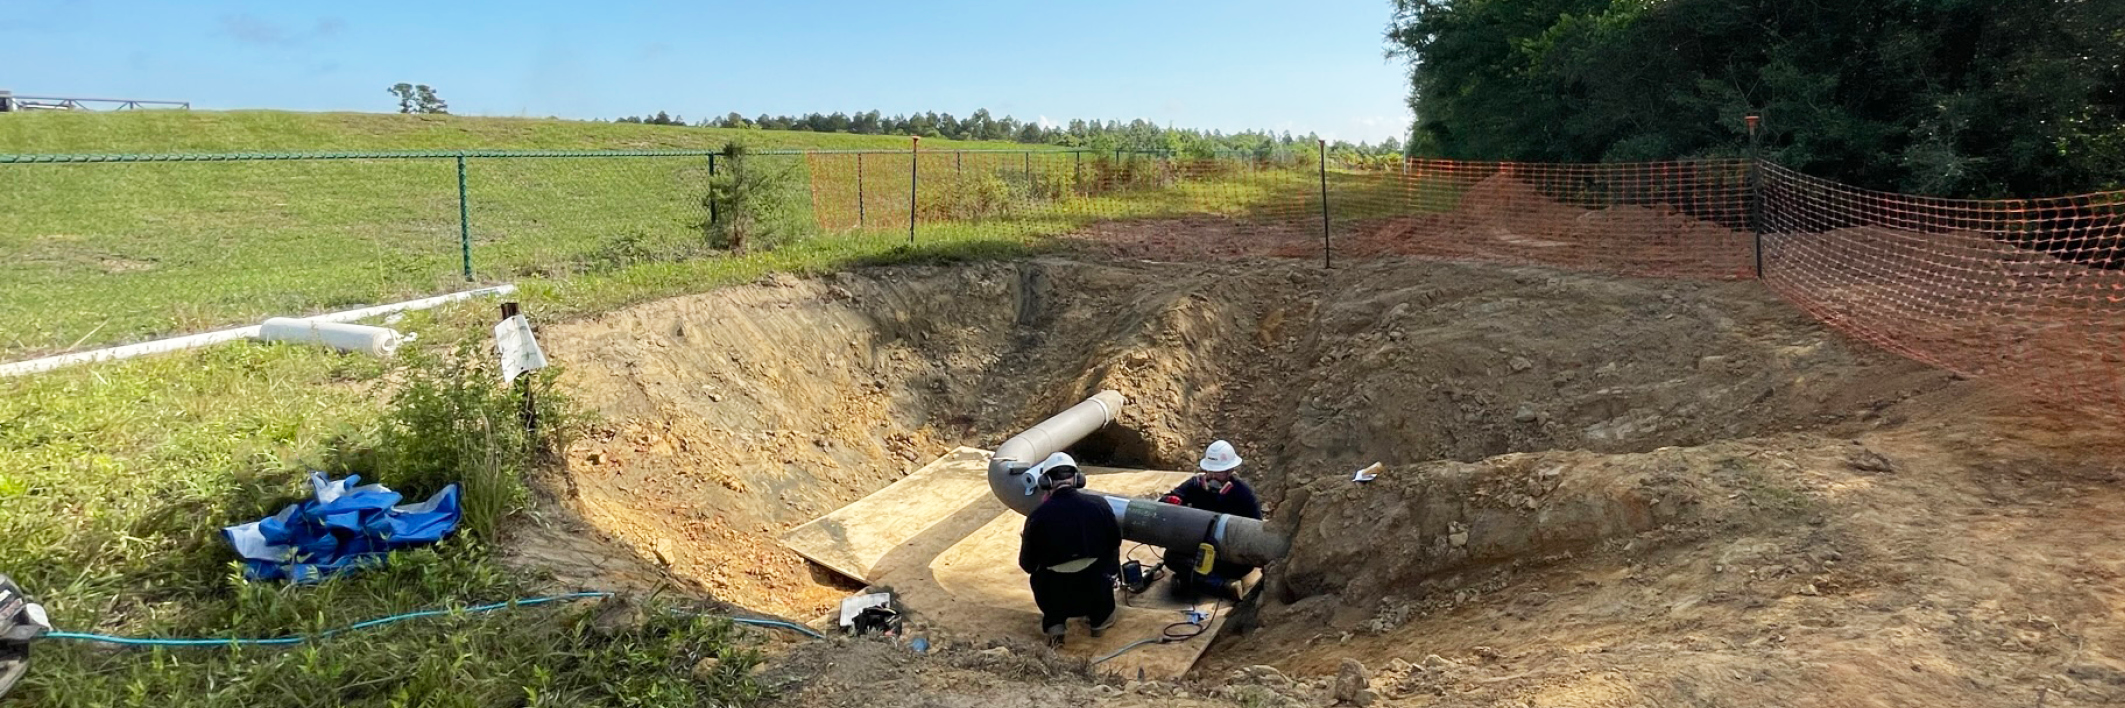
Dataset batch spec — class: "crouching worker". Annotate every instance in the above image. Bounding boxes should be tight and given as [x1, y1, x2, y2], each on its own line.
[1017, 452, 1122, 647]
[1160, 440, 1263, 600]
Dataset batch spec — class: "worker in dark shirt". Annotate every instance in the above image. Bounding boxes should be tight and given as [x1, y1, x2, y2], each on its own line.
[1159, 440, 1263, 599]
[1017, 452, 1122, 646]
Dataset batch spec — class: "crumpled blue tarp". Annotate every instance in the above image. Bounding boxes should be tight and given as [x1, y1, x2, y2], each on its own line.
[221, 472, 462, 583]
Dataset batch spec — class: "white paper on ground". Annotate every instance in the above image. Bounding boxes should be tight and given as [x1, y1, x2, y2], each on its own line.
[838, 592, 892, 627]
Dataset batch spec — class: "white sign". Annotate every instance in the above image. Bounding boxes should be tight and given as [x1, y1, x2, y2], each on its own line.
[494, 314, 549, 384]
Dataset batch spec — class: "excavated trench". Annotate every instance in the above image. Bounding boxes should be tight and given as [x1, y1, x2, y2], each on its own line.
[540, 254, 1956, 623]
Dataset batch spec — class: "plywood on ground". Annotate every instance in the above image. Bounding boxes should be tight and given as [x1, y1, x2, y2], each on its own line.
[780, 446, 998, 581]
[782, 449, 1254, 680]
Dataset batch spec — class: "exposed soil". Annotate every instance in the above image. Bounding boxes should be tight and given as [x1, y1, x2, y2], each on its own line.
[503, 228, 2125, 707]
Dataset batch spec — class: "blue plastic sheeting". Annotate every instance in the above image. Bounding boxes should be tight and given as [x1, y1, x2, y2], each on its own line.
[222, 473, 462, 583]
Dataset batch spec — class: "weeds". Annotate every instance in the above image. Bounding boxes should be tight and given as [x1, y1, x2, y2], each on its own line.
[373, 337, 576, 540]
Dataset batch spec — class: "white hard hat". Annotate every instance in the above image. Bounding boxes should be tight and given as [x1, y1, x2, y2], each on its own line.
[1199, 440, 1243, 472]
[1032, 451, 1079, 477]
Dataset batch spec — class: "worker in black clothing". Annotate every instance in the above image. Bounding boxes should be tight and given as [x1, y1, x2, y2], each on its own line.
[1159, 439, 1263, 600]
[1017, 452, 1122, 647]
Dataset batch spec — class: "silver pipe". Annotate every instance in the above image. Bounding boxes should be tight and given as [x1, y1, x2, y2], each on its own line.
[988, 391, 1289, 567]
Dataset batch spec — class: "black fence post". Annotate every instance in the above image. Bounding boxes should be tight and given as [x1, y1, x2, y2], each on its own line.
[1025, 151, 1033, 189]
[707, 153, 719, 225]
[1318, 139, 1332, 269]
[857, 153, 866, 228]
[1074, 150, 1083, 194]
[1747, 114, 1763, 279]
[909, 137, 920, 245]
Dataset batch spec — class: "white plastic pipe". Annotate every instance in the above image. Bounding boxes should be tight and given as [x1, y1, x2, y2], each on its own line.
[0, 284, 516, 377]
[258, 318, 404, 357]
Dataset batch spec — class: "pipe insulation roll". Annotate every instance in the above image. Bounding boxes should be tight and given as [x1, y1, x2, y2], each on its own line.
[257, 318, 406, 357]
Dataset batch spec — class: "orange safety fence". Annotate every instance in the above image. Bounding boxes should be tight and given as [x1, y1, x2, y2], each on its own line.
[1760, 162, 2125, 411]
[798, 148, 2125, 411]
[1339, 158, 1755, 280]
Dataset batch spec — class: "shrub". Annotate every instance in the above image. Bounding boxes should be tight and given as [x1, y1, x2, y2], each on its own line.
[702, 142, 814, 253]
[374, 337, 574, 539]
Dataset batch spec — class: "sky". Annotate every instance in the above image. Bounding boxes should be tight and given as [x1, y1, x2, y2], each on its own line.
[5, 0, 1415, 143]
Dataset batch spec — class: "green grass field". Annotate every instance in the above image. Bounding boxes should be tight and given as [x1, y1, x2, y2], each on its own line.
[0, 110, 1401, 706]
[0, 111, 1076, 360]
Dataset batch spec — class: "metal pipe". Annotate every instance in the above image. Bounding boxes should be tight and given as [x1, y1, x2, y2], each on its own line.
[987, 391, 1290, 567]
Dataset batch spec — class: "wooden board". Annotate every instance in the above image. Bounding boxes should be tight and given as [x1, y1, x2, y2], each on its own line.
[780, 446, 998, 581]
[781, 449, 1253, 680]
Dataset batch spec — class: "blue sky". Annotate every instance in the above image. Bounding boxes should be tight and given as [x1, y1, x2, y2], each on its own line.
[6, 0, 1414, 143]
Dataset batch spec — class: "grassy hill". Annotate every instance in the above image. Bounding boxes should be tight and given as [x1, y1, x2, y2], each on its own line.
[0, 109, 1035, 154]
[0, 111, 1077, 359]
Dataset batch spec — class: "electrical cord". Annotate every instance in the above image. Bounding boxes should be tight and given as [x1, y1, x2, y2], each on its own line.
[1091, 594, 1227, 666]
[41, 591, 825, 648]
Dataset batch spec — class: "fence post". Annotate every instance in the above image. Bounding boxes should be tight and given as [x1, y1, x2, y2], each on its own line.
[1025, 151, 1033, 188]
[956, 150, 962, 174]
[857, 152, 866, 228]
[707, 153, 719, 225]
[1318, 139, 1332, 269]
[1746, 114, 1763, 278]
[456, 154, 473, 281]
[909, 137, 920, 245]
[1074, 150, 1083, 194]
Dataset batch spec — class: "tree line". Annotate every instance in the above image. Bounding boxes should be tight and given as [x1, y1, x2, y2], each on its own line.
[613, 109, 1404, 159]
[1390, 0, 2125, 197]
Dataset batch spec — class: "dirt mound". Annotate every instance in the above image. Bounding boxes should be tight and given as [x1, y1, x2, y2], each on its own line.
[1347, 173, 1754, 280]
[1207, 405, 2125, 707]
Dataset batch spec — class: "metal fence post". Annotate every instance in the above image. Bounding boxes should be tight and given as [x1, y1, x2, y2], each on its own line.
[1024, 151, 1032, 188]
[1318, 139, 1332, 270]
[910, 137, 920, 245]
[956, 150, 962, 174]
[856, 153, 866, 228]
[1074, 150, 1083, 194]
[707, 153, 719, 225]
[456, 153, 473, 281]
[1747, 114, 1763, 278]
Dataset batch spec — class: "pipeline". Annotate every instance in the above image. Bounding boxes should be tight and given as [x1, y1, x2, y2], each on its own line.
[986, 391, 1290, 567]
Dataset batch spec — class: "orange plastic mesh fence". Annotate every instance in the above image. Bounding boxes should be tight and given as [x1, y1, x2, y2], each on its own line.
[1760, 162, 2125, 410]
[1338, 158, 1756, 280]
[797, 149, 2125, 410]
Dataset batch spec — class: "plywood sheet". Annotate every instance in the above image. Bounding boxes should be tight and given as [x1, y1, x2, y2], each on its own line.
[780, 446, 997, 581]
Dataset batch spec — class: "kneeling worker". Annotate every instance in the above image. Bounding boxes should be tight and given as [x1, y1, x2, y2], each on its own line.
[1160, 439, 1263, 599]
[1017, 452, 1122, 646]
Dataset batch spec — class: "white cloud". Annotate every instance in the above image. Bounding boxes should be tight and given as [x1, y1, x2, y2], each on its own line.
[1037, 115, 1057, 129]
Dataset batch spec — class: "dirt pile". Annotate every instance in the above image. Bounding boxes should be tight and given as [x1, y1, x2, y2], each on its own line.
[1208, 404, 2125, 707]
[1347, 173, 1755, 279]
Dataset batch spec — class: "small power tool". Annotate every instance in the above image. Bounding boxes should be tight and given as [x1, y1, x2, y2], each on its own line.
[0, 573, 52, 699]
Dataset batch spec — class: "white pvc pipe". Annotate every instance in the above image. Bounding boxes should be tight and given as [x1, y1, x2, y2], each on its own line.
[0, 284, 516, 378]
[258, 318, 404, 357]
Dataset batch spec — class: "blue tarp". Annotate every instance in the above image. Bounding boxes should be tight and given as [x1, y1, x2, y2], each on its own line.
[222, 472, 462, 583]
